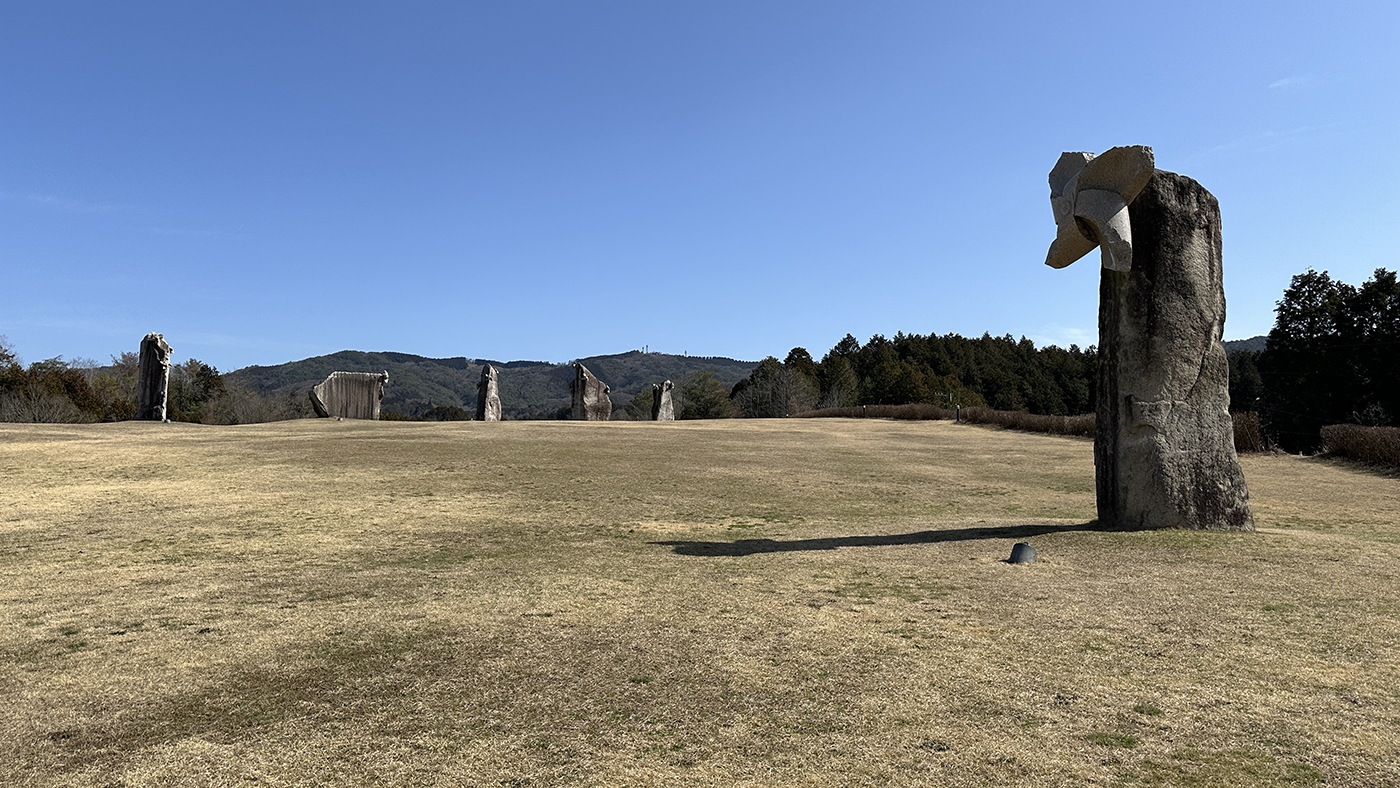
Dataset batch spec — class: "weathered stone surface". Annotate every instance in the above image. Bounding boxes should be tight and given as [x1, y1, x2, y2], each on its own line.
[569, 363, 611, 421]
[476, 364, 502, 422]
[651, 380, 675, 421]
[1046, 149, 1253, 531]
[310, 371, 389, 420]
[135, 333, 172, 421]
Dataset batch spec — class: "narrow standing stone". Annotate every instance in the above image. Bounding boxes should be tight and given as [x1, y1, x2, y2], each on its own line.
[1044, 147, 1252, 531]
[570, 363, 612, 421]
[651, 380, 675, 421]
[135, 333, 172, 421]
[476, 364, 502, 422]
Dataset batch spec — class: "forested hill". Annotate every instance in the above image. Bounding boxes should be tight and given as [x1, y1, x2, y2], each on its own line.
[224, 350, 757, 419]
[1223, 336, 1267, 353]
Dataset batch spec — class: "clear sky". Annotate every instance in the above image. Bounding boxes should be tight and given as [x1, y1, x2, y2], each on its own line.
[3, 1, 1397, 371]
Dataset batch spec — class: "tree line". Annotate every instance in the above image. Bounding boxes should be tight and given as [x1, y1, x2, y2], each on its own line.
[716, 333, 1095, 420]
[1243, 268, 1399, 452]
[0, 340, 312, 425]
[6, 266, 1394, 448]
[719, 267, 1397, 453]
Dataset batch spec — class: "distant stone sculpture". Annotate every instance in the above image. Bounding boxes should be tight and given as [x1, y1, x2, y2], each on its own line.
[569, 363, 612, 421]
[135, 333, 172, 421]
[651, 380, 675, 421]
[476, 364, 501, 422]
[1045, 146, 1253, 531]
[310, 371, 389, 420]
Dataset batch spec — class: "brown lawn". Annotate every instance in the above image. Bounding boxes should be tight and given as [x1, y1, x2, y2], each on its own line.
[1, 418, 1396, 786]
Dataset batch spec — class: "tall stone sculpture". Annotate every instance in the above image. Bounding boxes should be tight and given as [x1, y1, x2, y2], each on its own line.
[569, 363, 612, 421]
[651, 380, 675, 421]
[135, 333, 172, 421]
[1045, 145, 1252, 531]
[310, 371, 389, 420]
[476, 364, 502, 422]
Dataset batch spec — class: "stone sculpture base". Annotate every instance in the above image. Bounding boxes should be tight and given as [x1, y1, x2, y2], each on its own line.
[1096, 171, 1253, 531]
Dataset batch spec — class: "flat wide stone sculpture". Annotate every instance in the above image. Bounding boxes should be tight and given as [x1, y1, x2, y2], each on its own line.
[651, 380, 675, 421]
[135, 332, 172, 421]
[569, 363, 612, 421]
[1045, 146, 1253, 531]
[310, 371, 389, 420]
[476, 364, 502, 422]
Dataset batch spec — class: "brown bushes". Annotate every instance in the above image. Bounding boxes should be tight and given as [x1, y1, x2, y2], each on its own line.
[800, 404, 1272, 451]
[1320, 424, 1400, 469]
[1232, 412, 1269, 453]
[796, 403, 1092, 436]
[957, 407, 1095, 437]
[797, 403, 955, 421]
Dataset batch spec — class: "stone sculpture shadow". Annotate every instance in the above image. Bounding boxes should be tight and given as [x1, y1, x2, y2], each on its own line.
[651, 520, 1142, 557]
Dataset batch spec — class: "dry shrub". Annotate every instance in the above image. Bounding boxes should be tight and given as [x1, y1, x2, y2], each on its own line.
[796, 403, 955, 420]
[0, 384, 94, 423]
[796, 405, 866, 419]
[1320, 424, 1400, 468]
[880, 403, 955, 420]
[957, 407, 1095, 437]
[797, 403, 1093, 437]
[1232, 412, 1269, 453]
[801, 405, 1260, 449]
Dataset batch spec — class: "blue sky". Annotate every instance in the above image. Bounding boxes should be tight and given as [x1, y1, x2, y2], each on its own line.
[3, 1, 1396, 371]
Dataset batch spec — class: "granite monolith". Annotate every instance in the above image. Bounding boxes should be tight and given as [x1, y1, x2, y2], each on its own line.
[476, 364, 501, 422]
[310, 371, 389, 420]
[651, 380, 675, 421]
[1045, 146, 1253, 531]
[135, 333, 172, 421]
[570, 363, 611, 421]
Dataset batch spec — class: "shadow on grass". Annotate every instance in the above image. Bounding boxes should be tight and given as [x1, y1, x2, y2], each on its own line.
[652, 520, 1146, 557]
[1307, 453, 1400, 480]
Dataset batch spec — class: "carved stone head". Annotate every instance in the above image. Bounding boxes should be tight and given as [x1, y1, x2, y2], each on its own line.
[1045, 145, 1155, 272]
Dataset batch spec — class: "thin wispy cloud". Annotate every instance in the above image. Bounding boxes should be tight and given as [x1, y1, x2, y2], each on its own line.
[1029, 325, 1095, 350]
[4, 190, 245, 241]
[181, 332, 319, 353]
[1199, 122, 1344, 158]
[0, 190, 124, 213]
[1268, 74, 1320, 91]
[2, 190, 243, 238]
[144, 225, 246, 240]
[3, 315, 131, 334]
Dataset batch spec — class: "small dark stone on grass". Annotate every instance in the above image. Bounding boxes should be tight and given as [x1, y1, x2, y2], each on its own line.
[1008, 542, 1037, 564]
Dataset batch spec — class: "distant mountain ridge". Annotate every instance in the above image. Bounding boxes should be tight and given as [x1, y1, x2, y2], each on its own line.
[1223, 336, 1267, 353]
[225, 350, 758, 419]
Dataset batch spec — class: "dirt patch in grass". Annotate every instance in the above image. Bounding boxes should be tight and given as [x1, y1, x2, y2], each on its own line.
[1, 418, 1397, 786]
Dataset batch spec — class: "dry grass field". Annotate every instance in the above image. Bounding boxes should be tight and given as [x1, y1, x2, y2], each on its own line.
[2, 418, 1397, 787]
